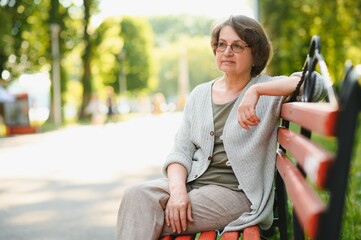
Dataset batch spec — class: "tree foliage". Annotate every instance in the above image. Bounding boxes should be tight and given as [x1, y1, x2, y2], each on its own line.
[93, 16, 155, 94]
[92, 17, 123, 92]
[148, 15, 215, 46]
[78, 0, 99, 119]
[149, 15, 220, 99]
[120, 16, 154, 92]
[260, 0, 361, 85]
[0, 0, 50, 79]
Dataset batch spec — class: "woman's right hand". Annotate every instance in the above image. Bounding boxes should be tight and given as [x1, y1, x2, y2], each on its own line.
[165, 163, 194, 233]
[237, 85, 261, 130]
[165, 185, 193, 233]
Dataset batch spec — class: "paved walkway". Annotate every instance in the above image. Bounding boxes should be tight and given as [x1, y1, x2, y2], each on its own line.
[0, 112, 182, 240]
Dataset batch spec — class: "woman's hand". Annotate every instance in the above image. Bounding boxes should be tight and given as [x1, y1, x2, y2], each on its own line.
[237, 85, 261, 130]
[165, 185, 193, 233]
[165, 163, 193, 233]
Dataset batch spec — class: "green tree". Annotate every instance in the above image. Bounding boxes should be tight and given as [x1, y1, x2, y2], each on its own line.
[93, 16, 155, 96]
[260, 0, 361, 84]
[49, 0, 73, 124]
[92, 17, 123, 92]
[0, 6, 12, 79]
[0, 0, 50, 80]
[148, 15, 215, 46]
[78, 0, 99, 119]
[120, 16, 155, 92]
[154, 36, 220, 100]
[149, 15, 219, 99]
[0, 0, 74, 124]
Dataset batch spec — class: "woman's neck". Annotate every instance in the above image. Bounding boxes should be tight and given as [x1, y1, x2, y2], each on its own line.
[222, 73, 252, 93]
[212, 75, 252, 104]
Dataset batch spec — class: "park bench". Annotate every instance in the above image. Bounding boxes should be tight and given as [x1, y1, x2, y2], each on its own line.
[159, 36, 361, 240]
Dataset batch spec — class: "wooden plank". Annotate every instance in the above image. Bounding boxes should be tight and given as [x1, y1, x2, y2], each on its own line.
[160, 236, 174, 240]
[276, 152, 326, 238]
[280, 102, 338, 136]
[242, 226, 260, 240]
[174, 235, 196, 240]
[198, 231, 217, 239]
[277, 127, 335, 188]
[221, 231, 239, 240]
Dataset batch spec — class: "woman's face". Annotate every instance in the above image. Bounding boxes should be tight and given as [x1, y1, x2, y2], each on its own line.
[215, 25, 253, 78]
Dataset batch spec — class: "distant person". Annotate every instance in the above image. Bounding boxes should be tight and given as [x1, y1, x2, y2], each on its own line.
[115, 15, 326, 240]
[85, 93, 104, 125]
[105, 86, 116, 123]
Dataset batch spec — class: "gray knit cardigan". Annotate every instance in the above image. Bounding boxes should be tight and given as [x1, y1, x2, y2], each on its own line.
[162, 74, 325, 233]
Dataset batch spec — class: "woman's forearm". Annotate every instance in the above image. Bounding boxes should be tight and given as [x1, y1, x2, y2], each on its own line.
[167, 163, 188, 193]
[251, 76, 301, 97]
[237, 75, 301, 130]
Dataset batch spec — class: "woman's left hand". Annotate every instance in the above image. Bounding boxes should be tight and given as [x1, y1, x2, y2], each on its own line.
[237, 86, 260, 130]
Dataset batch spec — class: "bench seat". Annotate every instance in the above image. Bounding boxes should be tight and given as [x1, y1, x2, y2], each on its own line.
[159, 225, 260, 240]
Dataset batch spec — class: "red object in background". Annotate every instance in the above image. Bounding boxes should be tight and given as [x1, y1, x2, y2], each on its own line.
[3, 93, 38, 135]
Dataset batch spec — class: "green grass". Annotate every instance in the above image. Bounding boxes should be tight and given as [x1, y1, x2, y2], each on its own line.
[340, 115, 361, 240]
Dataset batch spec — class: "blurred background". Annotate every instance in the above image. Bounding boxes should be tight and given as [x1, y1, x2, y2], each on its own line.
[0, 0, 359, 132]
[0, 0, 360, 239]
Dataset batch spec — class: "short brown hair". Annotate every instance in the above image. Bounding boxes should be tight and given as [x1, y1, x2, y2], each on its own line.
[210, 15, 272, 77]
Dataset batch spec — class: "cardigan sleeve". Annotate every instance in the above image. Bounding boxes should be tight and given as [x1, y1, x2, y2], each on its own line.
[288, 71, 327, 102]
[162, 88, 197, 176]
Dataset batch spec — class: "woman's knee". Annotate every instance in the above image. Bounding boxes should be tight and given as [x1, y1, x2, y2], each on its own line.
[122, 183, 147, 202]
[122, 179, 168, 203]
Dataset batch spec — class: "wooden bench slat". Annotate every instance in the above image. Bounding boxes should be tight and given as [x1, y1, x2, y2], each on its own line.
[276, 152, 326, 238]
[221, 231, 239, 240]
[160, 236, 174, 240]
[278, 127, 335, 188]
[242, 226, 260, 240]
[280, 102, 338, 136]
[198, 231, 217, 239]
[174, 235, 195, 240]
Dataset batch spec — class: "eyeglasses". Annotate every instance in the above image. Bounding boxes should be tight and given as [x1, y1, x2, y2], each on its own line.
[215, 42, 250, 53]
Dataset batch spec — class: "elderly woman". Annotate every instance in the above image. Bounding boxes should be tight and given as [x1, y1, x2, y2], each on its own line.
[115, 15, 325, 240]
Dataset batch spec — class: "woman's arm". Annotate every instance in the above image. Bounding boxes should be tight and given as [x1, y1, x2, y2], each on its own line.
[237, 75, 301, 130]
[165, 163, 194, 233]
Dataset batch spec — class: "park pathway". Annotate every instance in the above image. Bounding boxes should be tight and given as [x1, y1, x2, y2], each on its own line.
[0, 112, 182, 240]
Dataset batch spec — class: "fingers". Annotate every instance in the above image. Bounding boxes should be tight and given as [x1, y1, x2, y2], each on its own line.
[165, 208, 170, 228]
[172, 209, 182, 233]
[187, 204, 193, 223]
[165, 193, 192, 234]
[179, 208, 187, 232]
[239, 119, 259, 130]
[165, 206, 191, 234]
[171, 209, 185, 233]
[167, 208, 177, 233]
[165, 207, 178, 233]
[237, 109, 260, 130]
[237, 86, 261, 129]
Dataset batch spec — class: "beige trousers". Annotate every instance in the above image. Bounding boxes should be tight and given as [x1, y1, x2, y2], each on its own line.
[115, 178, 251, 240]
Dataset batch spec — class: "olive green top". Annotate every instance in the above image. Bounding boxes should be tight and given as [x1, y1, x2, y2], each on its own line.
[191, 97, 240, 191]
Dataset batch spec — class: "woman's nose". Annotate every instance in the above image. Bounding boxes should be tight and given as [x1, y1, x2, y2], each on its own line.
[223, 45, 233, 56]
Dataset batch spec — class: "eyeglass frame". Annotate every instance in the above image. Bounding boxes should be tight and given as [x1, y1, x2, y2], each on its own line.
[214, 41, 250, 53]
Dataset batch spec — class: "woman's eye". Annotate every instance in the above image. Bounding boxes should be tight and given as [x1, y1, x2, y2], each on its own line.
[232, 44, 243, 50]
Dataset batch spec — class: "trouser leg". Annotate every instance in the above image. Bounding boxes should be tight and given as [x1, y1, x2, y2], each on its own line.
[115, 178, 170, 240]
[161, 184, 251, 236]
[116, 179, 252, 240]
